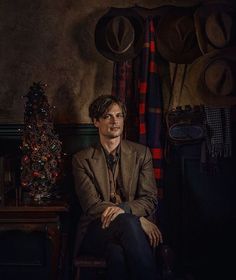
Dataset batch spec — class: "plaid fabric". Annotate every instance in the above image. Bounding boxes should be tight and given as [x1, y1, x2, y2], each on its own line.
[202, 106, 232, 174]
[137, 17, 164, 192]
[204, 106, 232, 158]
[112, 61, 132, 102]
[112, 61, 139, 141]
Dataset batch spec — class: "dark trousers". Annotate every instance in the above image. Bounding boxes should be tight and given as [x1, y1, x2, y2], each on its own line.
[80, 213, 159, 280]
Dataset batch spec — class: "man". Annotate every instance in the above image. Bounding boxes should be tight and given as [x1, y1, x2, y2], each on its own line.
[73, 95, 162, 280]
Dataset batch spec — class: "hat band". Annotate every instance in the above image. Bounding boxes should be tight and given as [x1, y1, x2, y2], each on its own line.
[106, 39, 134, 54]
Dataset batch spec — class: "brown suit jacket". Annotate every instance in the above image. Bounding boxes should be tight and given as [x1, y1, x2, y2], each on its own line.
[72, 140, 158, 252]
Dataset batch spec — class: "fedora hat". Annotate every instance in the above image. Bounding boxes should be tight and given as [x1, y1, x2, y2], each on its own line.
[95, 7, 144, 62]
[185, 47, 236, 107]
[156, 6, 201, 64]
[194, 1, 236, 54]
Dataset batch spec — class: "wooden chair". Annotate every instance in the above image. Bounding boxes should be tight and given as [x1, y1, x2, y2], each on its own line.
[73, 244, 175, 280]
[74, 255, 106, 280]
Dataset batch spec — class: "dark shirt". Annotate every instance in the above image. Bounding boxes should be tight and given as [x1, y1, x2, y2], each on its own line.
[102, 145, 131, 213]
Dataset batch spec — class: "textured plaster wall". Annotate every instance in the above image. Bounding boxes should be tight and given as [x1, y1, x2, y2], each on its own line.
[0, 0, 199, 124]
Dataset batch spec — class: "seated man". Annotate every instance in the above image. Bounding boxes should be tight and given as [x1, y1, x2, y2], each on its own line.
[73, 95, 163, 280]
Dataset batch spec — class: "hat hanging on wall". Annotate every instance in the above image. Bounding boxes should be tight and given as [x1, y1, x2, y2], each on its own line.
[185, 47, 236, 107]
[95, 7, 145, 62]
[156, 6, 201, 64]
[194, 1, 236, 54]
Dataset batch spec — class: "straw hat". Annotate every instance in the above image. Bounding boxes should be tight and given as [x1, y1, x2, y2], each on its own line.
[185, 47, 236, 107]
[95, 7, 144, 62]
[194, 1, 236, 54]
[156, 6, 201, 64]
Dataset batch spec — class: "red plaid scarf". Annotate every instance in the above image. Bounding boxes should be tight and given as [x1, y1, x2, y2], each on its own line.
[137, 17, 164, 195]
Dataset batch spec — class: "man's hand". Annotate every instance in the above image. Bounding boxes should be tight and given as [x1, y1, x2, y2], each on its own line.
[101, 206, 125, 229]
[139, 217, 163, 247]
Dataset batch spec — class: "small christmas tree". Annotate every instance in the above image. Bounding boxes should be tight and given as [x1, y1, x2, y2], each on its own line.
[20, 82, 62, 201]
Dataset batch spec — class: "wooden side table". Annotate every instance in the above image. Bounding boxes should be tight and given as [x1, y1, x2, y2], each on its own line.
[0, 201, 69, 280]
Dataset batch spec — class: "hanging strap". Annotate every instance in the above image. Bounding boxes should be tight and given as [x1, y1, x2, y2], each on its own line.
[168, 63, 188, 110]
[167, 63, 178, 109]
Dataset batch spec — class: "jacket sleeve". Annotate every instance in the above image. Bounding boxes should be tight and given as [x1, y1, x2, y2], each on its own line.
[72, 154, 115, 218]
[122, 147, 158, 218]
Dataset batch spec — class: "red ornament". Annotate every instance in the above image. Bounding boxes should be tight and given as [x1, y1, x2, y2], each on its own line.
[52, 171, 58, 178]
[32, 171, 40, 177]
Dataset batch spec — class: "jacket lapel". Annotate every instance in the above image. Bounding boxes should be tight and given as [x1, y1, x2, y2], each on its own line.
[120, 141, 136, 199]
[89, 144, 110, 201]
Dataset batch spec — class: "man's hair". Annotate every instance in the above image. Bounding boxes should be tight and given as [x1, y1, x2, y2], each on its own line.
[89, 95, 127, 121]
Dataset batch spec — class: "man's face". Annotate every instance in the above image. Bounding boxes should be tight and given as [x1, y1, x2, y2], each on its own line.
[94, 103, 124, 140]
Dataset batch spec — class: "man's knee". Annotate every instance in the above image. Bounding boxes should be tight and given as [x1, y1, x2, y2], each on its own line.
[115, 213, 141, 231]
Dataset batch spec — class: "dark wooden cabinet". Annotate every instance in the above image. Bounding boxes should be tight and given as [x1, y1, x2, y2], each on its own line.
[0, 201, 69, 280]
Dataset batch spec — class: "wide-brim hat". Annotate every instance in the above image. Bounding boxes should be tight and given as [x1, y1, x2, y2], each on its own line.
[95, 7, 145, 62]
[156, 6, 201, 64]
[185, 47, 236, 107]
[194, 1, 236, 54]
